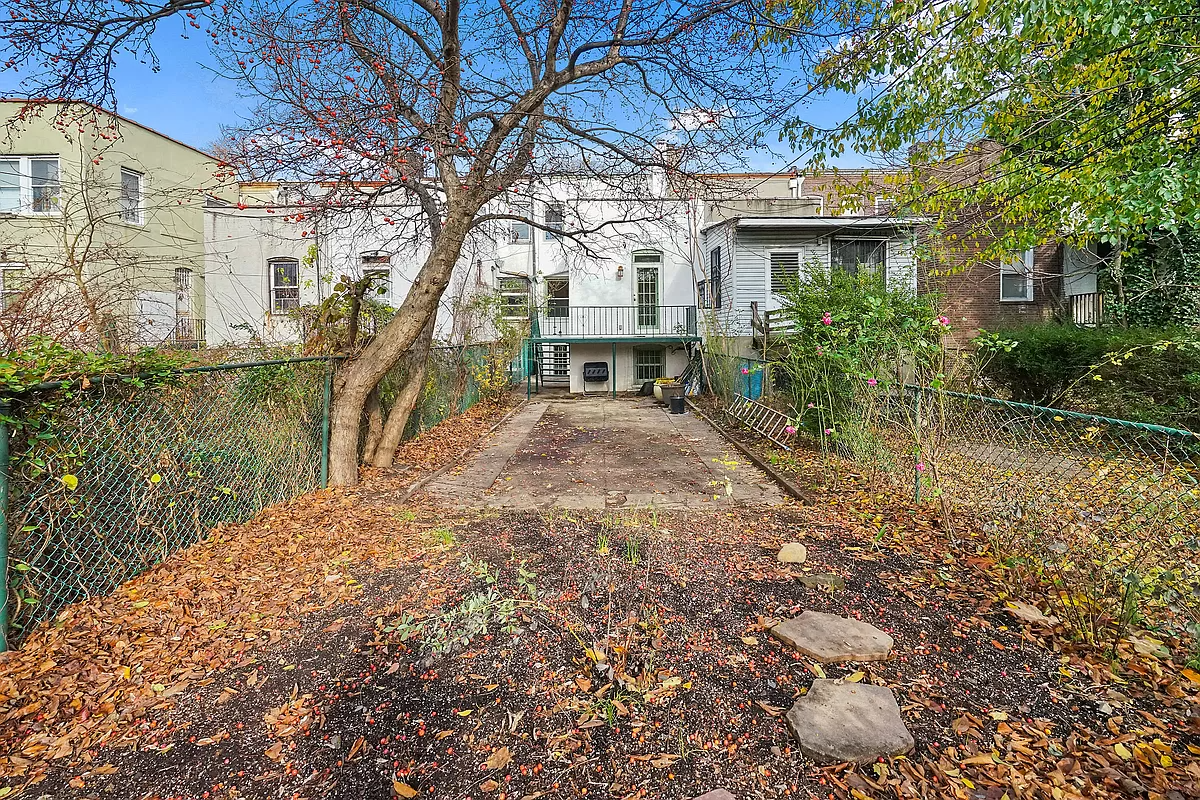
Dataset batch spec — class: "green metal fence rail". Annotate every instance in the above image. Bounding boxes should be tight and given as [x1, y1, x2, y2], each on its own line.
[0, 357, 337, 650]
[898, 385, 1200, 529]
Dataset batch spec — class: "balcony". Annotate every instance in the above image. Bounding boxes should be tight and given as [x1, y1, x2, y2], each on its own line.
[1066, 292, 1104, 327]
[531, 305, 699, 341]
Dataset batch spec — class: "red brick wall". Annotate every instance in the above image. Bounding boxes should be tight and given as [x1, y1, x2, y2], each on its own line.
[919, 227, 1064, 344]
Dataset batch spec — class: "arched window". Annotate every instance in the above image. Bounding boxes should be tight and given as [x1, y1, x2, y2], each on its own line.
[269, 258, 300, 312]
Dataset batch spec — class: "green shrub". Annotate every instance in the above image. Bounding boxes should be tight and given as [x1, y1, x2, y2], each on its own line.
[974, 325, 1200, 429]
[775, 269, 947, 440]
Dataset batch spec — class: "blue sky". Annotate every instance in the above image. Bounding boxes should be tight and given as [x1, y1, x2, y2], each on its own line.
[1, 22, 869, 170]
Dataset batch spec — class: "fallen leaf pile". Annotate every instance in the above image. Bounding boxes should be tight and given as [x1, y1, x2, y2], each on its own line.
[0, 404, 505, 791]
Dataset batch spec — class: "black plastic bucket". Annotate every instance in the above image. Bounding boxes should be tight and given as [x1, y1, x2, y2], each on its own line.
[669, 395, 685, 414]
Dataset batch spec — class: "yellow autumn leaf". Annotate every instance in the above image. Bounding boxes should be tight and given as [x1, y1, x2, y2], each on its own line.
[1180, 668, 1200, 685]
[844, 671, 865, 683]
[61, 474, 78, 491]
[1161, 754, 1173, 767]
[1114, 742, 1132, 759]
[392, 781, 418, 798]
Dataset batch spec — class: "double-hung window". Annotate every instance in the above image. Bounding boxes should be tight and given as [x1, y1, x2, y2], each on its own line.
[0, 156, 60, 214]
[1000, 249, 1035, 301]
[361, 253, 392, 300]
[831, 238, 887, 280]
[544, 203, 564, 240]
[120, 168, 144, 224]
[269, 258, 301, 313]
[499, 276, 530, 319]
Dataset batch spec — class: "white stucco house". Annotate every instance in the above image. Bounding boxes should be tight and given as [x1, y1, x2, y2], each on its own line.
[203, 182, 485, 346]
[489, 173, 700, 395]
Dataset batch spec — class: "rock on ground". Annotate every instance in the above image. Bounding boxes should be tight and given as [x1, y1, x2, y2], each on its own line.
[785, 679, 914, 764]
[777, 543, 807, 563]
[690, 792, 735, 800]
[770, 610, 893, 663]
[796, 573, 845, 590]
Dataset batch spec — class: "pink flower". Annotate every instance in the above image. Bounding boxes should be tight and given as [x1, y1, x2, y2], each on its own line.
[934, 315, 950, 327]
[867, 378, 878, 387]
[816, 346, 824, 356]
[807, 403, 815, 408]
[916, 462, 926, 473]
[784, 425, 797, 435]
[824, 428, 833, 435]
[821, 311, 833, 326]
[741, 366, 750, 375]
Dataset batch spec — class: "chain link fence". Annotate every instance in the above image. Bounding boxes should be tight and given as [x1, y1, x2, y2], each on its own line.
[0, 357, 335, 648]
[0, 344, 518, 649]
[708, 352, 1200, 642]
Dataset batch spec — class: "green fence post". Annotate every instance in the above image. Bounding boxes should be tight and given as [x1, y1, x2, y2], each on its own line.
[0, 399, 10, 651]
[320, 361, 333, 489]
[611, 342, 616, 399]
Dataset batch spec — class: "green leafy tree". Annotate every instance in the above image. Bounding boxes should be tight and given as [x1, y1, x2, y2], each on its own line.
[787, 0, 1200, 261]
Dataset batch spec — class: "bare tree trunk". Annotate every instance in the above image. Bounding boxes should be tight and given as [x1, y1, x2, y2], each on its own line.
[372, 317, 436, 468]
[327, 218, 470, 486]
[362, 386, 383, 465]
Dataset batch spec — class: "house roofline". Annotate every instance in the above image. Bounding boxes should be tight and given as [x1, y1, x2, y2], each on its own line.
[0, 98, 220, 162]
[700, 215, 921, 233]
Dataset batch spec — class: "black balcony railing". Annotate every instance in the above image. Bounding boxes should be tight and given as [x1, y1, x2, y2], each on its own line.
[532, 305, 698, 339]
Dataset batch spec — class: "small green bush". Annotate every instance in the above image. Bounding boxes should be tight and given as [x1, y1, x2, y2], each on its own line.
[974, 325, 1200, 429]
[775, 269, 947, 439]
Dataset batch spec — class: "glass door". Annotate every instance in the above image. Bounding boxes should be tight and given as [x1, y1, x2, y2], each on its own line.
[633, 250, 661, 331]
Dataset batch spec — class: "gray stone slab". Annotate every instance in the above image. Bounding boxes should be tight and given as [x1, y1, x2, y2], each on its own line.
[770, 611, 893, 663]
[690, 792, 735, 800]
[785, 679, 914, 764]
[796, 573, 846, 590]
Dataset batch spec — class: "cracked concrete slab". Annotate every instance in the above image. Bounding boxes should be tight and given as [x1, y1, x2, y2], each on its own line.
[424, 397, 786, 510]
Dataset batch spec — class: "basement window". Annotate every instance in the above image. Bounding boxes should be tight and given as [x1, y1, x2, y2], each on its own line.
[634, 348, 665, 381]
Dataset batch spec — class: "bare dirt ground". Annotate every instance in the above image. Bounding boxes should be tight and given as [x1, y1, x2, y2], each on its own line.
[3, 397, 1198, 800]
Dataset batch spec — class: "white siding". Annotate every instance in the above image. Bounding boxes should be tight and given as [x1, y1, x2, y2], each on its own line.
[886, 236, 918, 293]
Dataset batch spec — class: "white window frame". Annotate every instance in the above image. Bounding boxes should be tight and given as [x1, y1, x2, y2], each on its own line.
[544, 203, 564, 240]
[632, 250, 663, 329]
[269, 258, 301, 313]
[511, 220, 531, 242]
[1000, 249, 1035, 302]
[0, 263, 26, 311]
[634, 347, 666, 382]
[120, 167, 144, 225]
[498, 276, 530, 319]
[831, 237, 889, 280]
[0, 156, 60, 216]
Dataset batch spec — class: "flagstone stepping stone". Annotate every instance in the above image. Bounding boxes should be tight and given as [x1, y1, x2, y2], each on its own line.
[777, 543, 807, 563]
[796, 573, 846, 590]
[770, 611, 893, 663]
[690, 791, 735, 800]
[785, 679, 914, 764]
